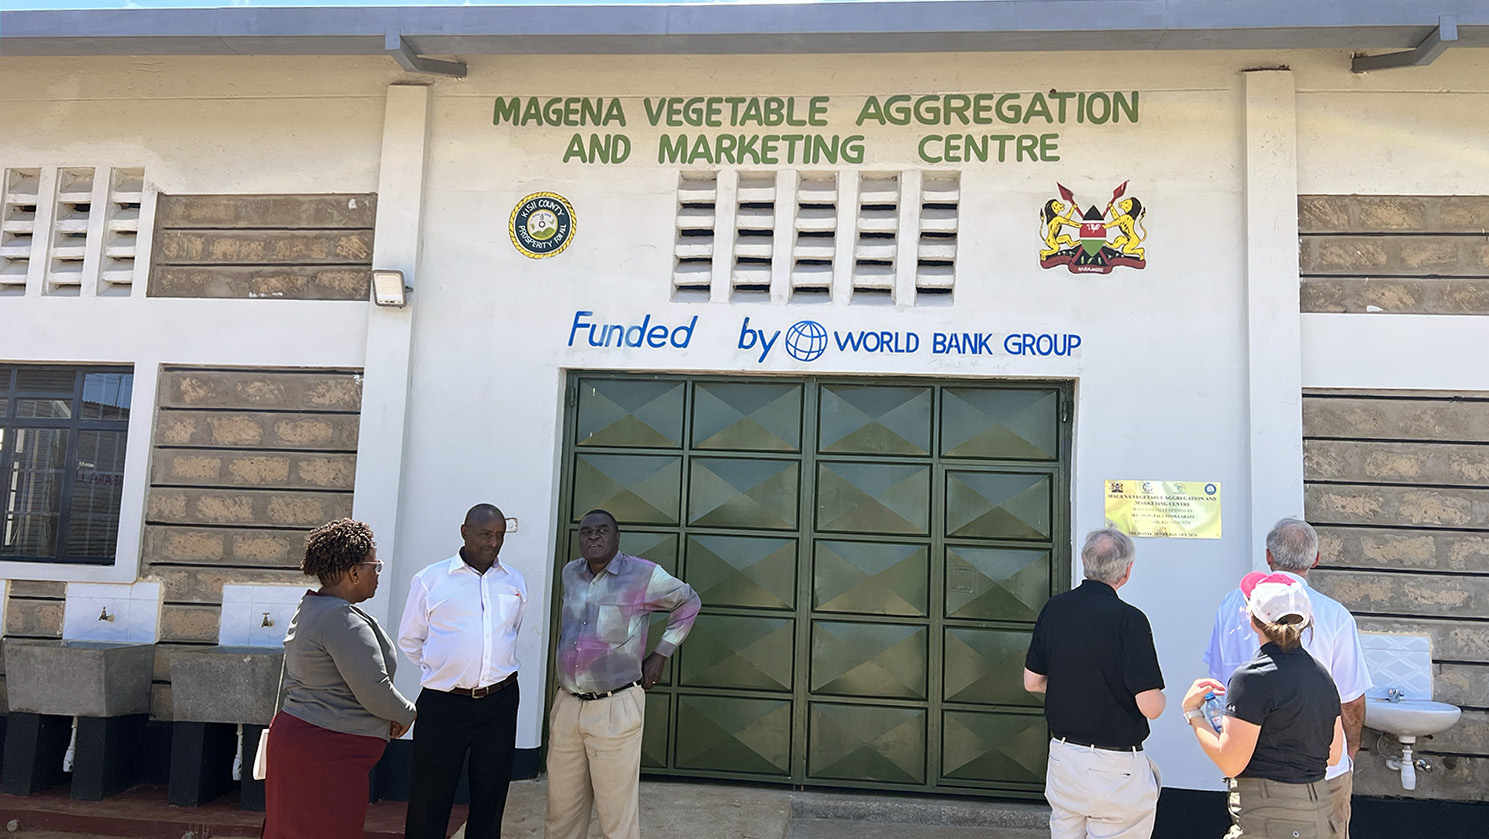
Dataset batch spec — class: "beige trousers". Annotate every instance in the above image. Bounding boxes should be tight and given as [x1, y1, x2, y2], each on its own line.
[1326, 771, 1352, 839]
[1045, 738, 1161, 839]
[544, 686, 645, 839]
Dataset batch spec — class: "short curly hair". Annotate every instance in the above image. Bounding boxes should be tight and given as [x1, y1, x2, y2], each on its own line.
[302, 518, 375, 584]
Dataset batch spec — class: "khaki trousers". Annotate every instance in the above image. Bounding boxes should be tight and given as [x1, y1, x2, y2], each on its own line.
[1225, 777, 1340, 838]
[1045, 738, 1161, 839]
[1326, 772, 1352, 839]
[544, 686, 645, 839]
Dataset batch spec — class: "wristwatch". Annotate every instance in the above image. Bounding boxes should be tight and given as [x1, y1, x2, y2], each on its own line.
[1183, 708, 1207, 723]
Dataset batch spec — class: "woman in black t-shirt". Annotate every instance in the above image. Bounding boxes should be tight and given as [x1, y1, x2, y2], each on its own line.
[1182, 572, 1344, 838]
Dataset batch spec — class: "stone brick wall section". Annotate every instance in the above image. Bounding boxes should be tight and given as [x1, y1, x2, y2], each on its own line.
[1299, 195, 1489, 315]
[147, 194, 376, 299]
[143, 367, 362, 717]
[1304, 388, 1489, 801]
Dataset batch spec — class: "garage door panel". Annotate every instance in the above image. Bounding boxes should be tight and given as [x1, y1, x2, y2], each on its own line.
[819, 384, 932, 455]
[945, 470, 1052, 540]
[679, 614, 794, 691]
[693, 381, 803, 452]
[813, 539, 928, 617]
[945, 545, 1051, 622]
[816, 461, 930, 535]
[688, 457, 800, 530]
[808, 703, 927, 784]
[572, 453, 681, 524]
[941, 710, 1048, 785]
[676, 694, 792, 776]
[685, 533, 797, 610]
[811, 620, 928, 700]
[576, 379, 685, 449]
[943, 626, 1040, 707]
[941, 388, 1059, 461]
[641, 691, 671, 768]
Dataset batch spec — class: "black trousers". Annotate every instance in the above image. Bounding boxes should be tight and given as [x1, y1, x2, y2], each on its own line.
[405, 682, 520, 839]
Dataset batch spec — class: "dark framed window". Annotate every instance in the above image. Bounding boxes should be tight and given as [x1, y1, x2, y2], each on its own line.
[0, 365, 133, 565]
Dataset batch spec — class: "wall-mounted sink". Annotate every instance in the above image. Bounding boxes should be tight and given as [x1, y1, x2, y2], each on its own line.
[4, 639, 155, 718]
[170, 646, 284, 726]
[1365, 697, 1461, 739]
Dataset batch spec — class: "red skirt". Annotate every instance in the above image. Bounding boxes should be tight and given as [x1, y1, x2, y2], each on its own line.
[262, 711, 387, 839]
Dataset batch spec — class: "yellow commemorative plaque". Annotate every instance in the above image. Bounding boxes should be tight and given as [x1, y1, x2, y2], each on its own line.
[1105, 480, 1221, 539]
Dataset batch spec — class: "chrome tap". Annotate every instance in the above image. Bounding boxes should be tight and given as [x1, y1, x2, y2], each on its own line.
[1387, 687, 1405, 703]
[261, 612, 274, 627]
[98, 606, 114, 622]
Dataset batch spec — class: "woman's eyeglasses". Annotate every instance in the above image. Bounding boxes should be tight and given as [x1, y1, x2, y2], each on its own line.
[360, 559, 384, 572]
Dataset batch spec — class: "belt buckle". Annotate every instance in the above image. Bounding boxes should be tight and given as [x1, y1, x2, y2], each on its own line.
[470, 684, 492, 699]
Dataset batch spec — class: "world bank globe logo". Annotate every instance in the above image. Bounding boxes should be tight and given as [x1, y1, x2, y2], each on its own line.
[784, 320, 829, 362]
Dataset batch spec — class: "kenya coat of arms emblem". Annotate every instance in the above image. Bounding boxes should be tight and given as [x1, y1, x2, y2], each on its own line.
[1039, 181, 1147, 274]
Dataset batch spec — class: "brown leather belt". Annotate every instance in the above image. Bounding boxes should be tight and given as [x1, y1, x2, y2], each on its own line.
[446, 672, 517, 699]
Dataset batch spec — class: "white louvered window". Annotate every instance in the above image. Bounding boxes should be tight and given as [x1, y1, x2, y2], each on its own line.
[731, 173, 776, 299]
[673, 172, 717, 300]
[47, 168, 95, 295]
[0, 169, 40, 295]
[100, 168, 144, 295]
[917, 172, 958, 301]
[853, 173, 899, 302]
[790, 173, 836, 301]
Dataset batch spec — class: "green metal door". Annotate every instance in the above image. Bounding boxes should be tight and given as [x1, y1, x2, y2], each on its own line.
[553, 374, 1070, 796]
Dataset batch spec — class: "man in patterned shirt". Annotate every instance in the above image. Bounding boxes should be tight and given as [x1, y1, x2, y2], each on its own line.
[544, 509, 701, 839]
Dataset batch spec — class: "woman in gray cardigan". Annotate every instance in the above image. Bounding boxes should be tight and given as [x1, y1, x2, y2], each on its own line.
[263, 518, 418, 839]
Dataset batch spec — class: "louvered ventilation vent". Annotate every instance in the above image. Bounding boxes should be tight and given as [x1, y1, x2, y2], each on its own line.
[732, 173, 776, 299]
[791, 173, 836, 301]
[0, 169, 40, 295]
[48, 167, 95, 296]
[101, 168, 144, 295]
[853, 173, 899, 302]
[673, 172, 717, 300]
[917, 173, 958, 300]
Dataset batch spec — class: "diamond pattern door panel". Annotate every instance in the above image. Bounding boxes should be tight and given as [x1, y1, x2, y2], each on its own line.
[675, 694, 792, 776]
[819, 384, 932, 455]
[809, 703, 927, 784]
[944, 546, 1050, 622]
[685, 533, 796, 610]
[571, 453, 681, 524]
[943, 627, 1041, 707]
[941, 711, 1048, 786]
[576, 379, 685, 449]
[688, 457, 799, 530]
[817, 462, 929, 535]
[945, 470, 1052, 540]
[811, 620, 928, 699]
[678, 614, 794, 691]
[693, 382, 802, 452]
[557, 376, 1068, 796]
[941, 388, 1059, 461]
[813, 540, 928, 617]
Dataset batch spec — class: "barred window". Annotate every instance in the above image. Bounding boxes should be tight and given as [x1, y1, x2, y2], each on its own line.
[0, 365, 133, 564]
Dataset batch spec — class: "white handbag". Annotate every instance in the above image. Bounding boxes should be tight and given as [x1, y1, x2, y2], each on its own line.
[251, 727, 271, 781]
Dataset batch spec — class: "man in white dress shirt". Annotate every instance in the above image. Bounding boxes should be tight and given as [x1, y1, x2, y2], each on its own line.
[399, 504, 527, 839]
[1203, 517, 1370, 838]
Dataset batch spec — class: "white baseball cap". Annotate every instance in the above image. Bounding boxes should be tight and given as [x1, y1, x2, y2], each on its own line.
[1241, 571, 1313, 625]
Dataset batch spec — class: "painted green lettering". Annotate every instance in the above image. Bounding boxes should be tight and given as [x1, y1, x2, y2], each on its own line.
[1016, 134, 1040, 161]
[995, 94, 1022, 124]
[855, 96, 886, 126]
[643, 98, 667, 126]
[972, 94, 995, 124]
[1023, 92, 1052, 124]
[1113, 91, 1139, 123]
[715, 133, 738, 163]
[705, 97, 723, 127]
[885, 95, 912, 126]
[689, 134, 715, 164]
[760, 134, 779, 164]
[521, 98, 543, 125]
[657, 134, 688, 163]
[918, 135, 943, 164]
[741, 98, 764, 126]
[1086, 92, 1111, 124]
[563, 133, 588, 163]
[944, 94, 971, 125]
[493, 98, 521, 125]
[808, 96, 829, 126]
[1049, 91, 1076, 122]
[841, 135, 865, 165]
[1040, 133, 1059, 161]
[914, 95, 940, 125]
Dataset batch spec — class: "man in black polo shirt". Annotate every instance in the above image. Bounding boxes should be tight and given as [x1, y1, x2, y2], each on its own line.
[1024, 526, 1166, 839]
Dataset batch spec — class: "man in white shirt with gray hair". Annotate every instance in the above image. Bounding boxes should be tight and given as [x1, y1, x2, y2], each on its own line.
[1203, 517, 1371, 837]
[399, 503, 528, 839]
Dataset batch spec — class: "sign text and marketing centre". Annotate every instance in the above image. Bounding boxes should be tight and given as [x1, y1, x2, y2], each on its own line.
[494, 92, 1140, 165]
[567, 312, 1080, 361]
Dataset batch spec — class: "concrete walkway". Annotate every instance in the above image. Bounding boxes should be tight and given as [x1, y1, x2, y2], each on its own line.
[484, 778, 1049, 839]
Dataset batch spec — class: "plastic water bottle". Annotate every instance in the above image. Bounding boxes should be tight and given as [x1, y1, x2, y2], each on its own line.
[1202, 691, 1226, 733]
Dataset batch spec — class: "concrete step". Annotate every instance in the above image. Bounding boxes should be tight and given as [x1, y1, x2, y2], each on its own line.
[789, 789, 1051, 831]
[788, 819, 1046, 839]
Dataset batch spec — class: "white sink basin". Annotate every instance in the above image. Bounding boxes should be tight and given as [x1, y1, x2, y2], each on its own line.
[1365, 698, 1461, 738]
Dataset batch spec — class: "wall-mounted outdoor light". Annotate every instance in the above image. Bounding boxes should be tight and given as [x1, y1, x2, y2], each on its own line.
[371, 269, 410, 307]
